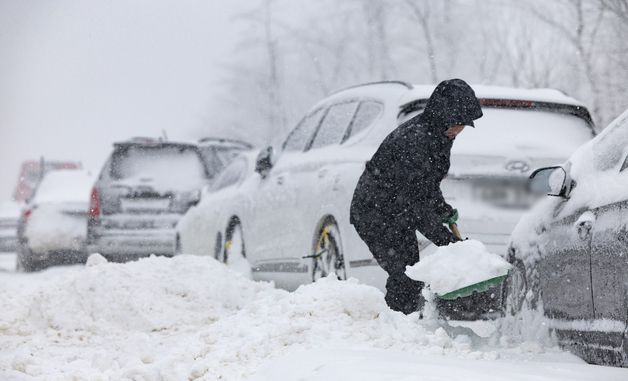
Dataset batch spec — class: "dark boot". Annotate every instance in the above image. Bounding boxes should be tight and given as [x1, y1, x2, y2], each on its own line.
[385, 272, 425, 314]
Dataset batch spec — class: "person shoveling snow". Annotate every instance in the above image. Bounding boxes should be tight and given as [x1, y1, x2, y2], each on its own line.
[350, 79, 483, 314]
[406, 240, 511, 300]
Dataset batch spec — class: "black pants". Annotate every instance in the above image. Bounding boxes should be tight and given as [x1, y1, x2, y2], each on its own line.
[352, 216, 425, 315]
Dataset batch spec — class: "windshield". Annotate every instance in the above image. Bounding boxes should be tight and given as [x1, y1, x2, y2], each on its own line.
[110, 145, 208, 190]
[451, 108, 593, 158]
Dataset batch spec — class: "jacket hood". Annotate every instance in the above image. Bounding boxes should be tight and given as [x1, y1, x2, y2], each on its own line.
[420, 79, 483, 131]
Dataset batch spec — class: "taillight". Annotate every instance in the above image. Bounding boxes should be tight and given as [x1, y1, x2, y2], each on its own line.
[21, 208, 32, 222]
[89, 187, 101, 218]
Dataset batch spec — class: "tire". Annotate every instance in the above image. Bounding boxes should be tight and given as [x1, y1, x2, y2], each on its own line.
[16, 250, 37, 272]
[214, 232, 223, 260]
[223, 218, 250, 275]
[311, 218, 346, 282]
[502, 259, 527, 315]
[174, 234, 182, 255]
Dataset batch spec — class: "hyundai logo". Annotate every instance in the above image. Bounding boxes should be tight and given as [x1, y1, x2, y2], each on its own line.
[505, 160, 530, 173]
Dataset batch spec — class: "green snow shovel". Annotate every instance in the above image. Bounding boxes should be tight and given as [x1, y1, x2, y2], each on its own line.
[436, 223, 510, 301]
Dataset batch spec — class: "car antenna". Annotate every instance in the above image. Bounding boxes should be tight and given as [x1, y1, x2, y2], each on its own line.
[161, 129, 168, 142]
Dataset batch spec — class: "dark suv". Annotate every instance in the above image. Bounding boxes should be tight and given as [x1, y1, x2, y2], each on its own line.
[87, 138, 214, 261]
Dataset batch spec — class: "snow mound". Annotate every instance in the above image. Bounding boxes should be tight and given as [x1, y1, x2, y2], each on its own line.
[85, 253, 108, 266]
[406, 240, 511, 295]
[0, 255, 561, 380]
[1, 255, 271, 336]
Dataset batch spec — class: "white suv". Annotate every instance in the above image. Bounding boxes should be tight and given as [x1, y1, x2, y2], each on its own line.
[178, 81, 594, 317]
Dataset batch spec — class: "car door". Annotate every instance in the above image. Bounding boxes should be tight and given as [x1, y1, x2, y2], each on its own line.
[588, 152, 628, 355]
[249, 108, 325, 287]
[536, 204, 595, 322]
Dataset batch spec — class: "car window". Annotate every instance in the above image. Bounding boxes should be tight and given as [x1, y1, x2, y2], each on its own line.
[215, 147, 244, 166]
[309, 102, 359, 150]
[343, 100, 383, 141]
[283, 108, 324, 152]
[212, 158, 247, 191]
[199, 147, 224, 178]
[110, 145, 209, 192]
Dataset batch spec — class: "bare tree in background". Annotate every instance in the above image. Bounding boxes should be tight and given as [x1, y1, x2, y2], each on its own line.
[206, 0, 628, 142]
[404, 0, 439, 83]
[602, 0, 628, 22]
[524, 0, 606, 121]
[262, 0, 285, 141]
[361, 0, 396, 80]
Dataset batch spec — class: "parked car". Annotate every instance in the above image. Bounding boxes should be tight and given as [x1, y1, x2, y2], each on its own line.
[16, 169, 93, 271]
[87, 138, 214, 261]
[177, 81, 594, 317]
[13, 159, 82, 202]
[504, 109, 628, 367]
[0, 201, 21, 252]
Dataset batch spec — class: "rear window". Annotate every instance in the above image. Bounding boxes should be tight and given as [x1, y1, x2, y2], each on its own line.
[110, 145, 208, 185]
[454, 108, 593, 158]
[399, 103, 594, 158]
[33, 170, 94, 204]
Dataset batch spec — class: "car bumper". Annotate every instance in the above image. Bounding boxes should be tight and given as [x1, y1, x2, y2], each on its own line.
[0, 234, 18, 252]
[88, 228, 177, 259]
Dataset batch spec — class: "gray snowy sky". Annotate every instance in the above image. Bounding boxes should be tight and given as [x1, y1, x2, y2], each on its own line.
[0, 0, 254, 201]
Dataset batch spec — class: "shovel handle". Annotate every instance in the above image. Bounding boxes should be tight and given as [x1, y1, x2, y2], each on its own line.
[449, 223, 462, 240]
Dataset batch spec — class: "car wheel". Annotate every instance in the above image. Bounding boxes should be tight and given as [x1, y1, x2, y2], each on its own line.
[223, 218, 250, 275]
[503, 259, 527, 315]
[16, 250, 36, 272]
[311, 218, 346, 282]
[214, 232, 223, 260]
[174, 234, 182, 255]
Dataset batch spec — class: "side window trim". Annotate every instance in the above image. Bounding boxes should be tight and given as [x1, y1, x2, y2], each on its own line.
[305, 99, 359, 151]
[341, 99, 384, 143]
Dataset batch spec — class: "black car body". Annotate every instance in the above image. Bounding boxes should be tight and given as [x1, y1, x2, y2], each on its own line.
[505, 109, 628, 366]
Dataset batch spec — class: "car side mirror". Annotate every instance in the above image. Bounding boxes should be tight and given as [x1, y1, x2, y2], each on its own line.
[529, 166, 568, 197]
[255, 146, 275, 178]
[192, 189, 202, 205]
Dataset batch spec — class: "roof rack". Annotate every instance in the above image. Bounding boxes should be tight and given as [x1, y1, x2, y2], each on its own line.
[329, 80, 414, 96]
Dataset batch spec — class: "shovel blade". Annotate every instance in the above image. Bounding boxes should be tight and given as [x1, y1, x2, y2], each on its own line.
[437, 273, 509, 300]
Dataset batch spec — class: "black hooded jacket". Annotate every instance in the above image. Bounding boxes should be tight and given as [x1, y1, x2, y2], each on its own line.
[350, 79, 483, 247]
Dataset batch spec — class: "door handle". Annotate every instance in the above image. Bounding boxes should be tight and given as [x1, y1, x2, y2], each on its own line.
[277, 176, 285, 185]
[574, 211, 595, 240]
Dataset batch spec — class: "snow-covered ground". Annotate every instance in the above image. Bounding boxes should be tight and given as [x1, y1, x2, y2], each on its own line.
[0, 254, 626, 380]
[0, 252, 16, 272]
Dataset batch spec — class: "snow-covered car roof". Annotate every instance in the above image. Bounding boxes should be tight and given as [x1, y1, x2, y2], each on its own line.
[322, 81, 586, 110]
[32, 169, 94, 205]
[197, 137, 253, 150]
[403, 84, 586, 107]
[114, 137, 199, 149]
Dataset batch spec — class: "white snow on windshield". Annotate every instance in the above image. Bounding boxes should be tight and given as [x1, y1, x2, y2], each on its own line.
[112, 146, 208, 192]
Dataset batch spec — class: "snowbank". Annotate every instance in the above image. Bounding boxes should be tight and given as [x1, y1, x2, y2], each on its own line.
[406, 240, 511, 295]
[0, 255, 603, 380]
[251, 348, 627, 381]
